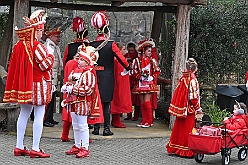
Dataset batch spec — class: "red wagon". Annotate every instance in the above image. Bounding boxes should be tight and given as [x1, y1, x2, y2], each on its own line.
[188, 124, 248, 165]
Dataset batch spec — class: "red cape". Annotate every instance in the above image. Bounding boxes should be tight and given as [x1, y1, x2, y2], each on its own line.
[110, 59, 132, 114]
[168, 72, 192, 118]
[3, 27, 36, 104]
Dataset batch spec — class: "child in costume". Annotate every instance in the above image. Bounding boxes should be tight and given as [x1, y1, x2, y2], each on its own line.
[62, 44, 100, 158]
[223, 101, 248, 130]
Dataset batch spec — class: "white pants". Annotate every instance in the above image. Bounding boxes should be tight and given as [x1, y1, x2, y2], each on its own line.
[16, 104, 45, 151]
[71, 112, 89, 150]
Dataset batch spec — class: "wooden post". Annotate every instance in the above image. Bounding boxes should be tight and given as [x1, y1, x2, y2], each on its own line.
[0, 2, 14, 69]
[151, 10, 163, 43]
[13, 0, 29, 45]
[169, 5, 191, 130]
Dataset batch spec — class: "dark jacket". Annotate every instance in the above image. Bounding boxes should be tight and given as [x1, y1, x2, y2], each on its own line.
[90, 41, 129, 102]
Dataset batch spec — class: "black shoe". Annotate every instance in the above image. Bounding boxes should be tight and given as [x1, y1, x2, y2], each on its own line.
[92, 124, 100, 135]
[88, 124, 93, 129]
[43, 121, 54, 127]
[103, 125, 114, 136]
[103, 130, 114, 136]
[51, 120, 59, 125]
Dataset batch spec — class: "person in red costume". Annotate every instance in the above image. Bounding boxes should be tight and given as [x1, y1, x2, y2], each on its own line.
[166, 58, 202, 158]
[124, 42, 141, 121]
[90, 11, 130, 136]
[110, 42, 132, 128]
[61, 17, 89, 142]
[62, 45, 101, 158]
[223, 101, 248, 130]
[131, 38, 161, 128]
[3, 10, 54, 158]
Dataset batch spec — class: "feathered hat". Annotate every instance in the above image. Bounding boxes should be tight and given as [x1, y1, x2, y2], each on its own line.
[78, 44, 99, 66]
[73, 16, 86, 32]
[78, 44, 92, 64]
[91, 11, 109, 34]
[46, 27, 61, 36]
[137, 38, 155, 53]
[23, 10, 47, 29]
[72, 16, 88, 40]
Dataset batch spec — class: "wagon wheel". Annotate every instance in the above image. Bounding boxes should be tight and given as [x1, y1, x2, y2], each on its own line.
[221, 154, 230, 165]
[238, 147, 247, 161]
[194, 153, 204, 163]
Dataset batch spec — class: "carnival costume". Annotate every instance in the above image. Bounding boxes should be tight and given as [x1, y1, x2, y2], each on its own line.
[3, 10, 53, 158]
[131, 38, 160, 127]
[90, 11, 129, 136]
[110, 50, 132, 128]
[61, 16, 89, 142]
[62, 44, 101, 158]
[166, 70, 201, 157]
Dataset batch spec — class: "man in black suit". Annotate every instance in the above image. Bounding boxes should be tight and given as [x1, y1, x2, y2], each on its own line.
[90, 11, 130, 136]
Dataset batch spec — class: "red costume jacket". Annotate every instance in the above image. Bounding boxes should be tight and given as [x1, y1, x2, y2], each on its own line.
[223, 114, 248, 130]
[4, 26, 54, 105]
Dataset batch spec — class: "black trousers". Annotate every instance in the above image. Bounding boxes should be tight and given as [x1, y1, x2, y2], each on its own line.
[44, 92, 56, 123]
[103, 102, 110, 126]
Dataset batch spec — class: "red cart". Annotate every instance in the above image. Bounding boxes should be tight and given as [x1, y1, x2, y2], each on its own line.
[188, 124, 248, 165]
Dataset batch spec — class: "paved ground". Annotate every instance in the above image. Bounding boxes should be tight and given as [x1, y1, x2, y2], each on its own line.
[1, 113, 248, 165]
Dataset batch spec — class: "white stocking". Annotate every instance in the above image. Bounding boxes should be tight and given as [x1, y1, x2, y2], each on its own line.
[32, 105, 45, 151]
[16, 104, 33, 149]
[71, 112, 81, 148]
[78, 115, 89, 150]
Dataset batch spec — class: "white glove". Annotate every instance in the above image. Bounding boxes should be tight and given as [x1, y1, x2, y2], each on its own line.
[61, 84, 73, 94]
[47, 45, 54, 55]
[246, 81, 248, 90]
[121, 69, 129, 76]
[61, 85, 67, 93]
[140, 75, 153, 82]
[66, 85, 73, 94]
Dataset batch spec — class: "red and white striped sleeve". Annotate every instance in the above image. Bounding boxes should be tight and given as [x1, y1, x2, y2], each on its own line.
[72, 70, 95, 96]
[34, 43, 54, 71]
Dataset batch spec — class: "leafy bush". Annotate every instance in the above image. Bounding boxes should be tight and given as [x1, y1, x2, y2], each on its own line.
[202, 101, 230, 124]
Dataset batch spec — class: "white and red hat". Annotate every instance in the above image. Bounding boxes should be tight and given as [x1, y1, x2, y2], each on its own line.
[23, 10, 47, 30]
[137, 38, 155, 53]
[78, 44, 99, 66]
[72, 16, 86, 33]
[91, 11, 109, 30]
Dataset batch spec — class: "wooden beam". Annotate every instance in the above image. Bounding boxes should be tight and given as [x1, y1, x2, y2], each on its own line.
[0, 0, 14, 6]
[151, 10, 163, 43]
[29, 1, 177, 13]
[77, 0, 200, 5]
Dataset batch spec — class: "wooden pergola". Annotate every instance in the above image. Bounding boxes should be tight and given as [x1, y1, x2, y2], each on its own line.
[0, 0, 207, 129]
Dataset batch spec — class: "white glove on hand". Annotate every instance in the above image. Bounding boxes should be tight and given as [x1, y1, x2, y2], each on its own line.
[140, 75, 153, 82]
[66, 85, 73, 94]
[121, 69, 129, 76]
[61, 84, 73, 94]
[47, 46, 54, 55]
[246, 81, 248, 90]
